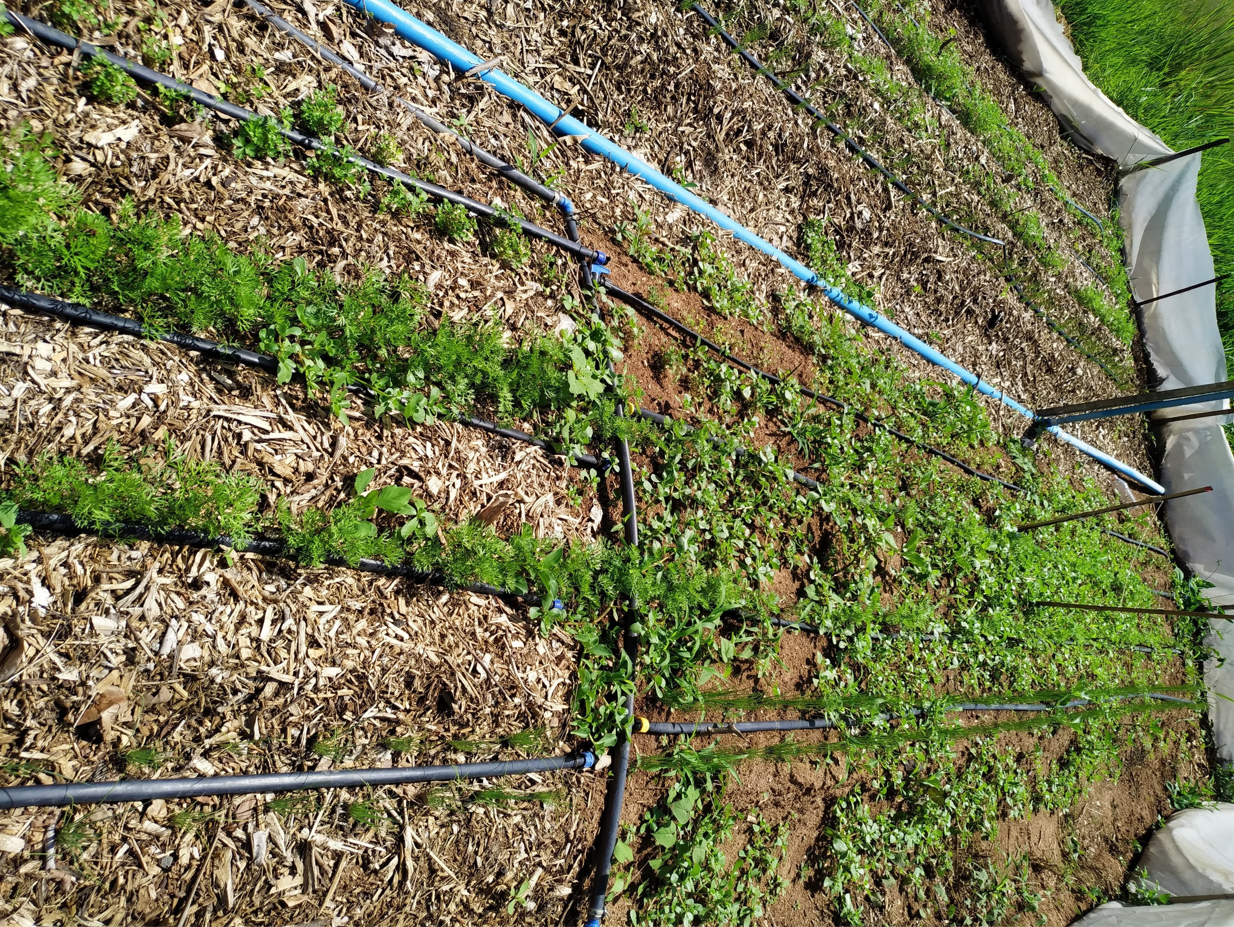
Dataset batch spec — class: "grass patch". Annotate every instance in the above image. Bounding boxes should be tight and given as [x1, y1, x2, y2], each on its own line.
[1058, 0, 1234, 362]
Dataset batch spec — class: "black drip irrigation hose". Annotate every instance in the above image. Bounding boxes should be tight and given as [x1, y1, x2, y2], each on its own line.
[17, 510, 522, 598]
[0, 752, 597, 810]
[0, 285, 604, 470]
[637, 691, 1196, 736]
[766, 616, 1184, 655]
[689, 4, 1005, 248]
[241, 0, 575, 224]
[4, 11, 605, 268]
[604, 282, 1025, 493]
[1007, 279, 1125, 383]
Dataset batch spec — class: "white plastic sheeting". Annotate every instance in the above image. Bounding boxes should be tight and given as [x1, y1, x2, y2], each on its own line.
[977, 0, 1234, 759]
[1074, 901, 1234, 927]
[1137, 803, 1234, 899]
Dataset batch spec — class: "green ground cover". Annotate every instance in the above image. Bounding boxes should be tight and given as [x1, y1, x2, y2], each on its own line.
[1057, 0, 1234, 365]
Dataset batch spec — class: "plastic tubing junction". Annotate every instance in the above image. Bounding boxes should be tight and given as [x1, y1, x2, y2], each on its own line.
[343, 0, 1165, 495]
[3, 11, 604, 269]
[0, 286, 603, 471]
[0, 753, 596, 810]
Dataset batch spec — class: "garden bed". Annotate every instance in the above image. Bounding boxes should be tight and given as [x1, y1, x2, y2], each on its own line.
[0, 0, 1217, 924]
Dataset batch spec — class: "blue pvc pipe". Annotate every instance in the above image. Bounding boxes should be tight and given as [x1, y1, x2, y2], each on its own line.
[344, 0, 1164, 496]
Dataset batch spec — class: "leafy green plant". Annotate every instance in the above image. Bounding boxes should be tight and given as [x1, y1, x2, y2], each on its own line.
[378, 180, 429, 216]
[435, 201, 477, 241]
[0, 502, 31, 558]
[625, 105, 650, 134]
[622, 774, 788, 927]
[125, 745, 164, 770]
[486, 210, 531, 269]
[79, 57, 139, 106]
[306, 143, 366, 188]
[230, 112, 293, 161]
[299, 85, 346, 139]
[369, 133, 403, 167]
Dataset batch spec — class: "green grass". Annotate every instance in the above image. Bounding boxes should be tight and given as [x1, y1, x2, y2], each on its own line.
[1058, 0, 1234, 363]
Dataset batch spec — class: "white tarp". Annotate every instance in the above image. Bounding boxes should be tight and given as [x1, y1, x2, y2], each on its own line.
[1074, 901, 1234, 927]
[977, 0, 1234, 758]
[1137, 803, 1234, 899]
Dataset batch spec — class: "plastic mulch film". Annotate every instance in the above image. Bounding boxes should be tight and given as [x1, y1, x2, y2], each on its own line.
[980, 0, 1234, 759]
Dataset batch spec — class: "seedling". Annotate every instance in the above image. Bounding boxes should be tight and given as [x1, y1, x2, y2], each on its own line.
[435, 202, 477, 241]
[230, 112, 293, 161]
[369, 133, 404, 167]
[378, 180, 429, 216]
[125, 745, 164, 770]
[306, 144, 366, 189]
[79, 57, 138, 106]
[299, 85, 346, 139]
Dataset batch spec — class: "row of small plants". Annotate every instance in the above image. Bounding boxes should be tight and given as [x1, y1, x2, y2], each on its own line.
[703, 0, 1137, 365]
[604, 205, 1209, 923]
[2, 124, 616, 452]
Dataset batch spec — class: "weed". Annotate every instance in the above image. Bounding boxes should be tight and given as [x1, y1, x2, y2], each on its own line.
[219, 65, 271, 107]
[267, 794, 318, 816]
[1072, 282, 1136, 345]
[508, 877, 533, 914]
[1167, 777, 1215, 810]
[347, 799, 390, 829]
[369, 133, 403, 167]
[0, 501, 31, 558]
[799, 218, 875, 306]
[1126, 868, 1171, 905]
[56, 811, 95, 854]
[170, 809, 218, 832]
[435, 201, 477, 241]
[621, 774, 788, 927]
[79, 57, 139, 106]
[378, 180, 429, 217]
[141, 35, 173, 69]
[310, 728, 349, 761]
[485, 210, 531, 269]
[383, 734, 423, 753]
[230, 112, 293, 161]
[471, 787, 563, 807]
[625, 105, 650, 133]
[125, 745, 164, 770]
[306, 144, 367, 190]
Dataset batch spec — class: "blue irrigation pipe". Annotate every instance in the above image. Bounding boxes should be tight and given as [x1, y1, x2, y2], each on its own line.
[0, 753, 597, 809]
[344, 0, 1165, 495]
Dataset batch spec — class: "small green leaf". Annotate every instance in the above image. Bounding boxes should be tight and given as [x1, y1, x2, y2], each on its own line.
[375, 486, 413, 514]
[354, 468, 376, 494]
[653, 825, 677, 849]
[613, 839, 634, 864]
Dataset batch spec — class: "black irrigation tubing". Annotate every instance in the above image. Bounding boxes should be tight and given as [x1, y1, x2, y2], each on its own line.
[1007, 279, 1126, 384]
[0, 753, 598, 810]
[241, 0, 576, 224]
[1072, 249, 1113, 291]
[17, 511, 520, 599]
[604, 282, 1026, 493]
[765, 616, 1185, 655]
[1133, 274, 1229, 309]
[1100, 530, 1169, 558]
[848, 0, 894, 51]
[0, 285, 604, 471]
[1064, 198, 1105, 232]
[636, 692, 1196, 735]
[4, 11, 606, 268]
[690, 4, 1006, 248]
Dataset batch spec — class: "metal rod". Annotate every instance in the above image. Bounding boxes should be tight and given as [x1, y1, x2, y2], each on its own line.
[1131, 139, 1230, 171]
[1016, 486, 1212, 531]
[1155, 406, 1234, 425]
[1037, 379, 1234, 425]
[1030, 601, 1230, 620]
[1133, 275, 1228, 308]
